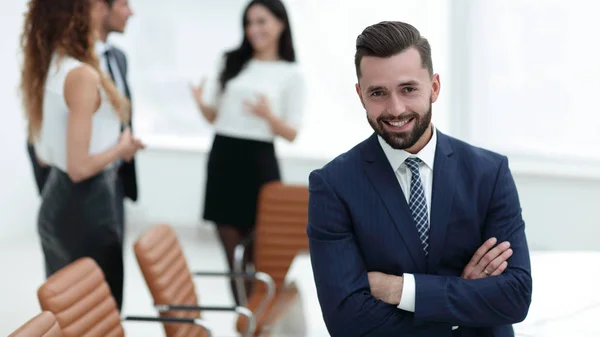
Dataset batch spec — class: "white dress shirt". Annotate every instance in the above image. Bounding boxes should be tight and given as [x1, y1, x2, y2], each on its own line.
[378, 127, 458, 330]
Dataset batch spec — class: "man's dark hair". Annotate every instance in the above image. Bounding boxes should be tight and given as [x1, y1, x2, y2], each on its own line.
[354, 21, 433, 79]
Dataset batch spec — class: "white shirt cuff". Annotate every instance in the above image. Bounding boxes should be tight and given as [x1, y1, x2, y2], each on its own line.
[397, 273, 458, 330]
[397, 273, 415, 312]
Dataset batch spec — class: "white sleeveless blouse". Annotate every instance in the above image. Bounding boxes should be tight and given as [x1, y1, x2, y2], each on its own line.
[35, 54, 121, 173]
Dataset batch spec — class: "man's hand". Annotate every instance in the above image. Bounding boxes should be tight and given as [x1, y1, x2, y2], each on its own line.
[367, 272, 404, 305]
[462, 237, 513, 280]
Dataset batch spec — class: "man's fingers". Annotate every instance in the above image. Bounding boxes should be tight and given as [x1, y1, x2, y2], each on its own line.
[485, 248, 513, 275]
[478, 241, 510, 269]
[467, 237, 497, 268]
[490, 261, 508, 276]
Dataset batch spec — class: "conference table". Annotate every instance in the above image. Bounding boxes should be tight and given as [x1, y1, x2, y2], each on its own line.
[270, 251, 600, 337]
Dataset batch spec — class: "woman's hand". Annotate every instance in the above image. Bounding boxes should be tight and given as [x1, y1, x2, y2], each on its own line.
[190, 78, 217, 123]
[117, 127, 144, 162]
[245, 94, 298, 141]
[190, 79, 207, 108]
[244, 94, 274, 120]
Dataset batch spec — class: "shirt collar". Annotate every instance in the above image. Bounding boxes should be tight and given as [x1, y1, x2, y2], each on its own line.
[378, 125, 437, 172]
[95, 40, 110, 56]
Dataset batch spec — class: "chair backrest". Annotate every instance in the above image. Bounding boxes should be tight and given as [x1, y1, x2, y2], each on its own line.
[8, 311, 63, 337]
[37, 257, 124, 337]
[134, 224, 206, 337]
[254, 182, 309, 290]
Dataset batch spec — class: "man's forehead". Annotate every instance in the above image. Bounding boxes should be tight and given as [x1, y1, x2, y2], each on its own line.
[359, 54, 427, 87]
[360, 48, 423, 74]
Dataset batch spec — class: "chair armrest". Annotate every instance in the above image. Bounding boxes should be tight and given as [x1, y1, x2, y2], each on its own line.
[190, 270, 275, 324]
[154, 304, 255, 337]
[233, 233, 255, 305]
[122, 315, 212, 336]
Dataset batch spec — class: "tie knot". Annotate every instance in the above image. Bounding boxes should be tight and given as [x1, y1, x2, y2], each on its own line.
[404, 157, 421, 174]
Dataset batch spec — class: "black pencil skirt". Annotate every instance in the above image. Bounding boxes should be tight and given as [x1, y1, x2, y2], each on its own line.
[203, 134, 281, 229]
[37, 166, 124, 309]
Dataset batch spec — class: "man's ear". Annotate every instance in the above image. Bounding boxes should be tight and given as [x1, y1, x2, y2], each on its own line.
[355, 83, 365, 108]
[430, 73, 441, 103]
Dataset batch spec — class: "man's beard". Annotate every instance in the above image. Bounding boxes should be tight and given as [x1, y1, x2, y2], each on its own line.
[367, 103, 432, 150]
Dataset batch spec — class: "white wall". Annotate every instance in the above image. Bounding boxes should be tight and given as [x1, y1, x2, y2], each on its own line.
[0, 0, 40, 240]
[464, 0, 600, 161]
[114, 0, 453, 159]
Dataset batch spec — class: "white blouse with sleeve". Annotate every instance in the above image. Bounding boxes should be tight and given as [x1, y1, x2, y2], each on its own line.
[202, 58, 306, 142]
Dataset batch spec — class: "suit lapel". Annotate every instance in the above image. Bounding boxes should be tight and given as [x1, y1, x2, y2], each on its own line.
[427, 131, 457, 273]
[362, 134, 428, 273]
[112, 49, 133, 128]
[113, 50, 131, 100]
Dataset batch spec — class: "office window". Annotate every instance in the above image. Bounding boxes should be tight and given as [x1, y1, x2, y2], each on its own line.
[465, 0, 600, 161]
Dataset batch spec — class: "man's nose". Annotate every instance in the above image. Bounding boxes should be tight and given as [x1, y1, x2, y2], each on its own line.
[387, 93, 407, 117]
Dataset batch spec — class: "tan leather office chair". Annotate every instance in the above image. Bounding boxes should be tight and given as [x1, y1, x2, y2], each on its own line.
[8, 311, 62, 337]
[37, 257, 211, 337]
[234, 182, 310, 335]
[134, 224, 263, 337]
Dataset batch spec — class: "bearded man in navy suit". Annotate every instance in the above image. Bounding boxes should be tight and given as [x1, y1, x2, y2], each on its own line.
[307, 21, 532, 337]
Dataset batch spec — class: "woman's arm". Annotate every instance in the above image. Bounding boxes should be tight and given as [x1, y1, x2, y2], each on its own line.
[265, 113, 297, 141]
[191, 79, 218, 124]
[271, 68, 307, 142]
[198, 101, 217, 124]
[64, 65, 127, 182]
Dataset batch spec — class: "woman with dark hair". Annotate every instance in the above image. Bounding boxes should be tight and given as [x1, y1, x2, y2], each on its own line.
[191, 0, 305, 304]
[20, 0, 143, 310]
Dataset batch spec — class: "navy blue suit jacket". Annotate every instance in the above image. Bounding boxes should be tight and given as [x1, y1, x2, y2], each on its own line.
[307, 130, 532, 337]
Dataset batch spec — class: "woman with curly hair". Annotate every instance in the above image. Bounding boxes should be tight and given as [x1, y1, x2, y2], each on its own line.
[20, 0, 143, 310]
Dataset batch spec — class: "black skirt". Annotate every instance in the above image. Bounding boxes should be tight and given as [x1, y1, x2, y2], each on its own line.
[37, 166, 124, 307]
[203, 134, 281, 229]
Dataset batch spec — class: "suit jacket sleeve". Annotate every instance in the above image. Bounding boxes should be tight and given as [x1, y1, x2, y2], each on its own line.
[413, 156, 533, 326]
[307, 170, 448, 337]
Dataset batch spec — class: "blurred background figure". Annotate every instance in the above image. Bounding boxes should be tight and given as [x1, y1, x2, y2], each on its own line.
[20, 0, 142, 311]
[95, 0, 137, 249]
[191, 0, 306, 305]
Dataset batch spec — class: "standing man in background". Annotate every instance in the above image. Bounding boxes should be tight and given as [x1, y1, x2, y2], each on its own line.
[95, 0, 137, 244]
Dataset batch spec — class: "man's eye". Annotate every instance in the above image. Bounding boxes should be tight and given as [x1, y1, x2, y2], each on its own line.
[371, 91, 384, 97]
[402, 87, 416, 93]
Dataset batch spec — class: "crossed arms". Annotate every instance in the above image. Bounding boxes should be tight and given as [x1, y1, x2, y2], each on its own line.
[306, 157, 532, 336]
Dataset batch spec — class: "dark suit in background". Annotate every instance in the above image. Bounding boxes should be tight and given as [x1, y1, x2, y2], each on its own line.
[105, 46, 138, 240]
[307, 130, 532, 337]
[27, 142, 50, 195]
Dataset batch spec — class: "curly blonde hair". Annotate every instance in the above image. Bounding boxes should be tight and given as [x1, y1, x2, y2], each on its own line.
[20, 0, 129, 141]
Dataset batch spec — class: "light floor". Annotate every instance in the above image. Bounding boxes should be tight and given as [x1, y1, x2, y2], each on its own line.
[0, 223, 239, 337]
[3, 224, 600, 337]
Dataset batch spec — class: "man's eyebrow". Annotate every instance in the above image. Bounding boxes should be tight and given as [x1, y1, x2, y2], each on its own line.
[398, 80, 419, 87]
[365, 85, 386, 93]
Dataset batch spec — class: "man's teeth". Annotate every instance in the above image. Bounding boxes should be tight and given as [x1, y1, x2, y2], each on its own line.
[388, 119, 411, 127]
